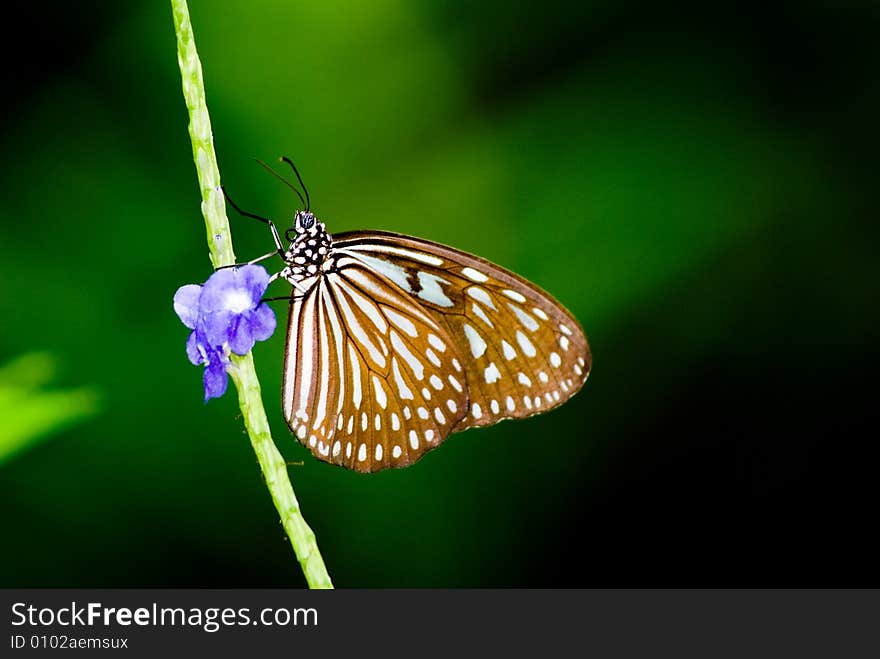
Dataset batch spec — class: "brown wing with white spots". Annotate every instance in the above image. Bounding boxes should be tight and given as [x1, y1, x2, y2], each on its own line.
[281, 254, 468, 473]
[333, 231, 591, 432]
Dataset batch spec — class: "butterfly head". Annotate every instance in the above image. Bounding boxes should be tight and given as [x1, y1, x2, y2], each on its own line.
[295, 210, 316, 232]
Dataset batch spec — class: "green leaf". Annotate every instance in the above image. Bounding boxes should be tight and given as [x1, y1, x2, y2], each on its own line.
[0, 352, 100, 466]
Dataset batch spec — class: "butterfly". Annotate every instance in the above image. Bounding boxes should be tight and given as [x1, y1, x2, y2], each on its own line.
[226, 159, 591, 473]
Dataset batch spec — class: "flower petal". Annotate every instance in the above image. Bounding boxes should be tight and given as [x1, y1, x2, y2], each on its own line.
[248, 303, 277, 342]
[227, 314, 256, 355]
[185, 331, 205, 365]
[238, 264, 271, 303]
[173, 284, 203, 329]
[202, 310, 236, 347]
[203, 356, 229, 402]
[198, 268, 239, 313]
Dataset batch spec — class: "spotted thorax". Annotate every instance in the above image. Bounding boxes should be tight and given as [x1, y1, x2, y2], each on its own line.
[279, 211, 335, 286]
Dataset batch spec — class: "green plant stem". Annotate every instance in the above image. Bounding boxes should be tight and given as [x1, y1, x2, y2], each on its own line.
[171, 0, 333, 589]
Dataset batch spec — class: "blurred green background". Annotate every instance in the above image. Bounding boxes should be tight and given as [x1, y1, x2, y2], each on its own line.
[1, 1, 878, 587]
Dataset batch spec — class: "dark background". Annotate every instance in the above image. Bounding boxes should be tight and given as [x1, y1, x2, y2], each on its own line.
[1, 1, 877, 587]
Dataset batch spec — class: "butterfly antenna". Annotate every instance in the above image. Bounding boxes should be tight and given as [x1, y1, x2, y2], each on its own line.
[253, 158, 307, 209]
[280, 156, 311, 211]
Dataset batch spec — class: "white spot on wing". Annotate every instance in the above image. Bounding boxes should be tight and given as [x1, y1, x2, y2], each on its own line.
[347, 243, 443, 266]
[463, 323, 487, 358]
[472, 303, 494, 328]
[372, 375, 387, 408]
[501, 340, 516, 361]
[484, 362, 501, 384]
[472, 403, 482, 419]
[518, 372, 532, 387]
[428, 334, 446, 352]
[516, 330, 537, 357]
[461, 267, 488, 282]
[503, 289, 526, 303]
[467, 287, 496, 309]
[358, 443, 367, 462]
[509, 303, 539, 332]
[409, 430, 419, 449]
[416, 272, 453, 307]
[375, 444, 383, 461]
[336, 276, 387, 334]
[343, 251, 412, 292]
[390, 330, 425, 380]
[550, 352, 562, 367]
[385, 307, 418, 337]
[348, 343, 363, 409]
[392, 357, 414, 400]
[532, 308, 549, 320]
[330, 278, 386, 368]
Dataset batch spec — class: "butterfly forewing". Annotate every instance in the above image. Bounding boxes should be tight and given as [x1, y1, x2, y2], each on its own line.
[334, 231, 591, 432]
[282, 256, 469, 473]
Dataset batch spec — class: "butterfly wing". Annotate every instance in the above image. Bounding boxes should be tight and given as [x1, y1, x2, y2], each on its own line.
[333, 231, 591, 433]
[281, 255, 469, 473]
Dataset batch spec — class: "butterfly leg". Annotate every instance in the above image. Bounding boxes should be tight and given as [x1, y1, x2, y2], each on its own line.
[221, 186, 285, 254]
[214, 249, 282, 272]
[267, 270, 309, 295]
[261, 287, 306, 304]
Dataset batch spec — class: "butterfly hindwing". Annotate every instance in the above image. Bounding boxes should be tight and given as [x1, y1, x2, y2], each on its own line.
[282, 256, 469, 472]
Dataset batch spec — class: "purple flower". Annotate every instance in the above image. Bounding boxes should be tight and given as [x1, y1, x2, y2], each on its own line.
[198, 266, 277, 354]
[173, 265, 277, 402]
